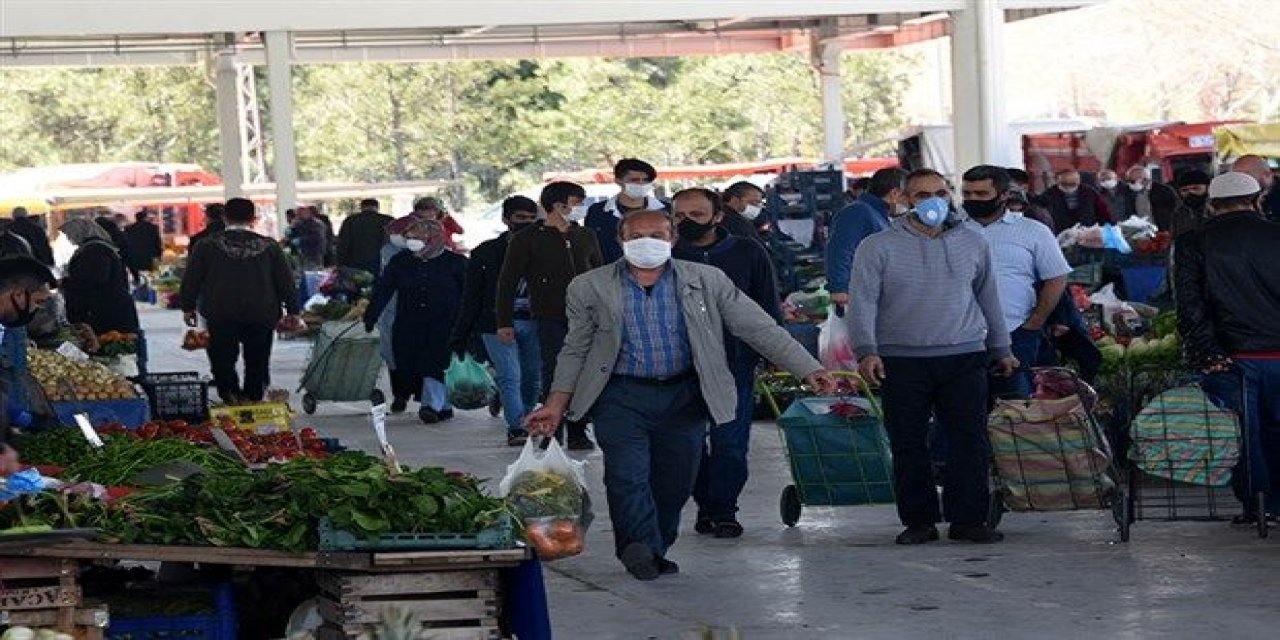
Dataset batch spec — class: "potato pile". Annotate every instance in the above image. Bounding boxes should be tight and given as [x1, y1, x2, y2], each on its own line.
[29, 348, 138, 401]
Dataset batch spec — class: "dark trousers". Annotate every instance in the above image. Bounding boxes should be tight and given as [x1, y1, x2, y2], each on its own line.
[591, 376, 708, 558]
[536, 318, 588, 439]
[692, 360, 757, 520]
[1201, 360, 1280, 514]
[205, 320, 274, 402]
[990, 328, 1042, 399]
[882, 352, 991, 527]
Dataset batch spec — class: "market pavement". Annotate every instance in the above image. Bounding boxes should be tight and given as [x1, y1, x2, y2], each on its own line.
[141, 306, 1280, 640]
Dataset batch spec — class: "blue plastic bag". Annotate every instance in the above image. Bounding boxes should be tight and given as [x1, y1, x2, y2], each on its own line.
[1102, 224, 1132, 254]
[0, 468, 51, 502]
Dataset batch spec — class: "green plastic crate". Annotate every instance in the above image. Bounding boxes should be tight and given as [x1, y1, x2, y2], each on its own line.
[316, 514, 514, 551]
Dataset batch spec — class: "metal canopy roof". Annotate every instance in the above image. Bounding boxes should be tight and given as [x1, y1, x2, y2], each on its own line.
[1, 0, 1092, 67]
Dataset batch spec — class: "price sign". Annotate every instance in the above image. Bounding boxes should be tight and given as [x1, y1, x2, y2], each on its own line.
[210, 427, 251, 465]
[369, 402, 401, 474]
[73, 414, 104, 448]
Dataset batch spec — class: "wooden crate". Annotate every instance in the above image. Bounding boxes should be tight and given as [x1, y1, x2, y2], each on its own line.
[0, 559, 104, 640]
[316, 569, 502, 639]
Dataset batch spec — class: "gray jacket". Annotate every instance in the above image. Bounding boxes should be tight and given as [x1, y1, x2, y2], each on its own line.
[551, 260, 821, 425]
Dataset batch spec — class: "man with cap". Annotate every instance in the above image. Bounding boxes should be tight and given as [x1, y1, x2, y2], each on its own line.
[1174, 172, 1280, 523]
[1169, 168, 1213, 237]
[1232, 155, 1279, 223]
[8, 208, 54, 267]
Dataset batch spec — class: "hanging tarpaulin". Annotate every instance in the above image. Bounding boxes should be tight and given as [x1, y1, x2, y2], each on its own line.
[1215, 123, 1280, 161]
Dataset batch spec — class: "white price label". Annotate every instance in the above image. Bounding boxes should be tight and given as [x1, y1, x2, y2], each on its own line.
[74, 414, 104, 448]
[210, 427, 251, 465]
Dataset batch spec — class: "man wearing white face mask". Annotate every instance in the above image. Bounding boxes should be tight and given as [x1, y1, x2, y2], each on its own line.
[585, 158, 670, 264]
[720, 181, 766, 243]
[526, 210, 836, 580]
[497, 182, 603, 449]
[1097, 169, 1129, 220]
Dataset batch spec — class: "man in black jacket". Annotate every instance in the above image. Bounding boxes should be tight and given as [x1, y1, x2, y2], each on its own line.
[672, 188, 780, 539]
[190, 203, 225, 248]
[336, 199, 394, 276]
[1174, 172, 1280, 522]
[124, 209, 164, 273]
[451, 196, 541, 445]
[8, 208, 54, 267]
[720, 181, 766, 243]
[1039, 169, 1113, 233]
[94, 213, 139, 280]
[179, 198, 300, 403]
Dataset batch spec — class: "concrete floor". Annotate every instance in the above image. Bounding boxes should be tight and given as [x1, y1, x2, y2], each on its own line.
[139, 306, 1280, 640]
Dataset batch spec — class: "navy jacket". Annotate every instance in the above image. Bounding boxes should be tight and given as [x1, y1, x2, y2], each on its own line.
[674, 228, 781, 372]
[825, 192, 892, 296]
[585, 195, 670, 263]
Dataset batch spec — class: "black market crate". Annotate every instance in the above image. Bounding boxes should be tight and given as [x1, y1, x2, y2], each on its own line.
[105, 583, 236, 640]
[138, 372, 210, 423]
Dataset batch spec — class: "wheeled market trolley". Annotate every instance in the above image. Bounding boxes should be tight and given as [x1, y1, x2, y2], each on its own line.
[758, 372, 893, 527]
[986, 368, 1130, 540]
[1120, 365, 1267, 539]
[297, 321, 385, 414]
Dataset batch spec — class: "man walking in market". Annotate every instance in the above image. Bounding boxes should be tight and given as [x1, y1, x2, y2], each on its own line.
[180, 198, 301, 404]
[849, 169, 1017, 545]
[1174, 172, 1280, 523]
[960, 165, 1072, 398]
[451, 196, 542, 446]
[825, 167, 907, 309]
[124, 209, 164, 274]
[496, 182, 603, 450]
[336, 198, 394, 277]
[525, 210, 836, 580]
[671, 188, 781, 539]
[584, 158, 670, 263]
[719, 181, 767, 243]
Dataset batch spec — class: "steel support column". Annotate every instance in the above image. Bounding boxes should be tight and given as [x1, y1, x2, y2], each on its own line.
[265, 30, 298, 232]
[950, 0, 1007, 172]
[214, 53, 245, 199]
[814, 23, 845, 165]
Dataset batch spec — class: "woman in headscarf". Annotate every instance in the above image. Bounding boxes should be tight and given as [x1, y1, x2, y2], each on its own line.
[363, 219, 467, 424]
[59, 218, 140, 338]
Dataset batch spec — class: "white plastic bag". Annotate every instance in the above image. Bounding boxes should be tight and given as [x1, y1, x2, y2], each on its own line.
[818, 305, 858, 372]
[500, 438, 593, 561]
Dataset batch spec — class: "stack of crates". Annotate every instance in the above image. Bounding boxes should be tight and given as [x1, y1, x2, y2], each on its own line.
[765, 168, 847, 296]
[138, 372, 210, 423]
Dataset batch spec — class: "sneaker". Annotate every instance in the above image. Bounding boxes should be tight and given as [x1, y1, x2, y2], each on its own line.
[390, 397, 408, 414]
[948, 523, 1004, 544]
[417, 407, 440, 424]
[713, 520, 744, 539]
[620, 542, 659, 581]
[656, 557, 680, 575]
[507, 431, 529, 447]
[694, 517, 715, 535]
[895, 525, 940, 545]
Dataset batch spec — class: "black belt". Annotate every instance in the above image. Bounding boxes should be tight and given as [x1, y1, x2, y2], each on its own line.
[612, 370, 697, 387]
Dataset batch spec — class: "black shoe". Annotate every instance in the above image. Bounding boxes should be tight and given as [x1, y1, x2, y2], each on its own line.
[390, 397, 408, 414]
[895, 525, 940, 545]
[507, 430, 529, 447]
[488, 394, 502, 417]
[566, 435, 596, 451]
[438, 409, 455, 422]
[418, 407, 440, 424]
[657, 557, 680, 575]
[713, 520, 744, 539]
[948, 523, 1004, 544]
[695, 517, 715, 535]
[620, 542, 659, 581]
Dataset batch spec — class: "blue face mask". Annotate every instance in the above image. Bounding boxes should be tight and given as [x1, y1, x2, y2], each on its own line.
[913, 197, 951, 228]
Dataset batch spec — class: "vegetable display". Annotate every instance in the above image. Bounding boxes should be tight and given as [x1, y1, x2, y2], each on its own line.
[63, 437, 242, 486]
[29, 348, 138, 401]
[181, 329, 210, 350]
[96, 331, 138, 357]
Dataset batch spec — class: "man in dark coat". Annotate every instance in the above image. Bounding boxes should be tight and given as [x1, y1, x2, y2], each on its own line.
[8, 208, 55, 267]
[1039, 169, 1113, 233]
[287, 205, 328, 270]
[124, 209, 164, 272]
[719, 181, 766, 243]
[95, 214, 139, 280]
[190, 203, 226, 248]
[1170, 168, 1213, 237]
[336, 199, 394, 276]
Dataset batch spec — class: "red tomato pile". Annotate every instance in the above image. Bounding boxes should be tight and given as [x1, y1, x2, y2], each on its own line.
[97, 420, 330, 464]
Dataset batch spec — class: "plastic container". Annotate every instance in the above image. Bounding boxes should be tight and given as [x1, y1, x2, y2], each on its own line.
[208, 403, 293, 433]
[316, 515, 514, 552]
[106, 583, 236, 640]
[139, 371, 209, 423]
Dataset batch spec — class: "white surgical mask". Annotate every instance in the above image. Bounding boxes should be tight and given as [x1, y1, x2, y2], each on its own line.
[1060, 186, 1079, 195]
[623, 183, 654, 199]
[622, 238, 671, 269]
[1128, 181, 1145, 191]
[567, 205, 589, 222]
[404, 239, 426, 252]
[1100, 179, 1119, 190]
[741, 204, 764, 220]
[389, 233, 407, 248]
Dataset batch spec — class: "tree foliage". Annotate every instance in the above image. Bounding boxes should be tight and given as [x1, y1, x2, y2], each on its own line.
[0, 51, 915, 205]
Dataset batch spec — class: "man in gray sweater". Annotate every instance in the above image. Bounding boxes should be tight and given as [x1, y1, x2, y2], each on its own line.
[849, 168, 1017, 545]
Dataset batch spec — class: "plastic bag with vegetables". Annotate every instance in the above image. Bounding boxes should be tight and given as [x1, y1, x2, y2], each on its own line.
[499, 438, 592, 561]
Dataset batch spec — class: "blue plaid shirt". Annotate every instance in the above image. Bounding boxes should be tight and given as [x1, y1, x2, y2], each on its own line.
[614, 265, 693, 378]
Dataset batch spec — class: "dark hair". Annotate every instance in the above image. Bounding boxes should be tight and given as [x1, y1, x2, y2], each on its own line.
[502, 195, 539, 218]
[359, 198, 379, 210]
[539, 182, 587, 213]
[850, 177, 872, 191]
[224, 198, 256, 224]
[11, 207, 28, 218]
[1006, 168, 1031, 184]
[614, 158, 657, 181]
[135, 210, 150, 222]
[905, 168, 947, 189]
[204, 203, 225, 221]
[868, 168, 908, 198]
[672, 188, 722, 212]
[0, 256, 57, 292]
[961, 165, 1012, 193]
[724, 181, 763, 201]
